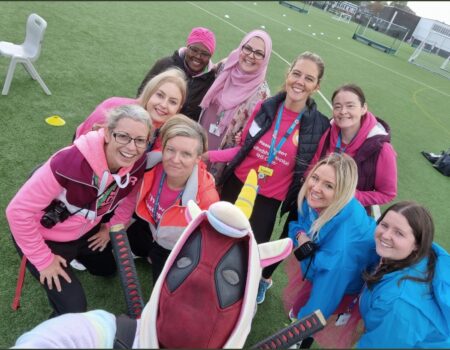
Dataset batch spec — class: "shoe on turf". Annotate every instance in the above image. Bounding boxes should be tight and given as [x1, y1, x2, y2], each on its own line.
[256, 278, 273, 304]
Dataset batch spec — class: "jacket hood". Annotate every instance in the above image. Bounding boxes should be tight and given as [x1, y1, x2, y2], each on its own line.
[74, 129, 135, 192]
[329, 111, 389, 156]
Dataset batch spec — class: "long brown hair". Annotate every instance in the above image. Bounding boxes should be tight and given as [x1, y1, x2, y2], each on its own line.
[364, 201, 436, 289]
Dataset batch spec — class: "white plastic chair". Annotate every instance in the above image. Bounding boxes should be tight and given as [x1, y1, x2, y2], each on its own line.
[0, 13, 51, 95]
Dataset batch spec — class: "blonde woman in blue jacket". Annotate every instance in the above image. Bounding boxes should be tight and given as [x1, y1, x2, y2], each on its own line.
[283, 153, 378, 348]
[357, 201, 450, 348]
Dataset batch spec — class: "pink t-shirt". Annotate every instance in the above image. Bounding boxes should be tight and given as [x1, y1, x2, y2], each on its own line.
[234, 103, 301, 201]
[145, 165, 183, 224]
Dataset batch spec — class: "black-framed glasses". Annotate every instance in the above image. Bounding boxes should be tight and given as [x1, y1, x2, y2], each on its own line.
[241, 44, 265, 60]
[112, 132, 148, 149]
[187, 45, 212, 59]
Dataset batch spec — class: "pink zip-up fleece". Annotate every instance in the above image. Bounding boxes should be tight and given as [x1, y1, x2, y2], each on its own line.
[6, 129, 144, 272]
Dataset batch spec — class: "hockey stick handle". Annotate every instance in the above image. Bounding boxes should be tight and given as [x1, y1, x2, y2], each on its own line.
[252, 310, 326, 350]
[110, 227, 145, 319]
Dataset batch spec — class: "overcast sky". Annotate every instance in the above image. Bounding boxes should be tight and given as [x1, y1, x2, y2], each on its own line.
[407, 1, 450, 25]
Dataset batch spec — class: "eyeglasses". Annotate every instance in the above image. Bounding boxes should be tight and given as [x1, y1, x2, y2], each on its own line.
[241, 44, 265, 60]
[187, 45, 211, 59]
[112, 132, 148, 149]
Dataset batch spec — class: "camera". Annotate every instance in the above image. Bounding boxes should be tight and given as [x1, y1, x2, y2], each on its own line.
[294, 241, 318, 261]
[40, 199, 71, 229]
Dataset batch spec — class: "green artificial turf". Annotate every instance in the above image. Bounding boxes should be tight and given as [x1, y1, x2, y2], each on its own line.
[0, 1, 448, 347]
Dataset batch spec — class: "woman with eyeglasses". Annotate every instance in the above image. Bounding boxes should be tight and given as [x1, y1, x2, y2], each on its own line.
[126, 114, 219, 283]
[75, 67, 187, 149]
[136, 27, 217, 121]
[6, 105, 151, 317]
[198, 29, 272, 180]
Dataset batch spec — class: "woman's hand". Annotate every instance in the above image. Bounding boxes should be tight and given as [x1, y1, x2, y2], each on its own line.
[201, 151, 209, 163]
[234, 130, 242, 145]
[88, 224, 110, 252]
[39, 255, 71, 292]
[296, 231, 311, 246]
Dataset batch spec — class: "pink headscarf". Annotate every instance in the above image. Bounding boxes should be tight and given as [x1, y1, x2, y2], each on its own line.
[187, 27, 216, 56]
[200, 29, 272, 133]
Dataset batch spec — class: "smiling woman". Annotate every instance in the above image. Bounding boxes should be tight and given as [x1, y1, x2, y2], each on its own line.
[136, 27, 217, 121]
[199, 29, 272, 181]
[357, 201, 450, 348]
[282, 153, 378, 348]
[5, 104, 151, 318]
[310, 83, 398, 215]
[74, 67, 187, 150]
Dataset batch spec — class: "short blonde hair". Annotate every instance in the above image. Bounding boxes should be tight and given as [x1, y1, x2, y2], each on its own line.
[298, 153, 357, 236]
[160, 114, 207, 155]
[138, 67, 187, 111]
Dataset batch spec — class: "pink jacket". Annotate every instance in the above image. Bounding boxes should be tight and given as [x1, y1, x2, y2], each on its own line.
[6, 130, 143, 271]
[75, 97, 138, 139]
[311, 111, 397, 207]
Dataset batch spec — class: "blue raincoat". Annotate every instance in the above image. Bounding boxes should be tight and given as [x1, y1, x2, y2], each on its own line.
[357, 243, 450, 348]
[288, 197, 378, 319]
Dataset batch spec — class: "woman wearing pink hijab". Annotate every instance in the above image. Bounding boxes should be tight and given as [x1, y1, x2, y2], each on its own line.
[199, 29, 272, 180]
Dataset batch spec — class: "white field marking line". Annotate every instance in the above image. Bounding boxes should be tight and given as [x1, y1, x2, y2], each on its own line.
[187, 1, 333, 110]
[232, 1, 450, 99]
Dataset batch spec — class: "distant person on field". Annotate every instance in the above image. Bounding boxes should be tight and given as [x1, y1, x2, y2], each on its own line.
[6, 105, 151, 317]
[311, 83, 397, 214]
[199, 29, 272, 181]
[136, 27, 217, 121]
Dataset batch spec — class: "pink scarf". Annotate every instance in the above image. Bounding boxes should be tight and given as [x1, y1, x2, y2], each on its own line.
[200, 29, 272, 133]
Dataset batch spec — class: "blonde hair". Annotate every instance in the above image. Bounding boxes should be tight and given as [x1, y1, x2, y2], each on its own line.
[138, 67, 187, 111]
[298, 153, 357, 237]
[160, 114, 207, 155]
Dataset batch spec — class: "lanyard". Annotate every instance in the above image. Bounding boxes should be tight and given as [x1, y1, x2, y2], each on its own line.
[267, 102, 305, 165]
[152, 171, 184, 226]
[335, 131, 346, 153]
[93, 175, 118, 209]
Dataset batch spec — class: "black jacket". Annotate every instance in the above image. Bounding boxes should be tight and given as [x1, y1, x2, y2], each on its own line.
[219, 92, 330, 215]
[136, 50, 216, 121]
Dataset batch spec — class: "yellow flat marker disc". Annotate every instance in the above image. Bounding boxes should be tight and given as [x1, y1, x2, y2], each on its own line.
[45, 115, 66, 126]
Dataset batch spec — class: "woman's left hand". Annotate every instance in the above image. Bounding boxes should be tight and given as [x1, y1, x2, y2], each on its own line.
[296, 231, 311, 246]
[88, 224, 110, 251]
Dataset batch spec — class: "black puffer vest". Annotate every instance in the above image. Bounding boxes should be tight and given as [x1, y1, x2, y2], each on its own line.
[219, 92, 330, 216]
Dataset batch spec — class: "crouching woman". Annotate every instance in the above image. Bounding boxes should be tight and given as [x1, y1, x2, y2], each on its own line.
[127, 114, 219, 283]
[283, 153, 378, 348]
[6, 105, 152, 317]
[357, 201, 450, 348]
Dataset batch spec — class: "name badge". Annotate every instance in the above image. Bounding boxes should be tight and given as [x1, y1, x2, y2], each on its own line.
[335, 312, 351, 326]
[209, 123, 222, 137]
[249, 120, 261, 137]
[258, 165, 273, 177]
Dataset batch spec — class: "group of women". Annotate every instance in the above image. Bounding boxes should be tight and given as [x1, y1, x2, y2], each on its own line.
[7, 25, 450, 349]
